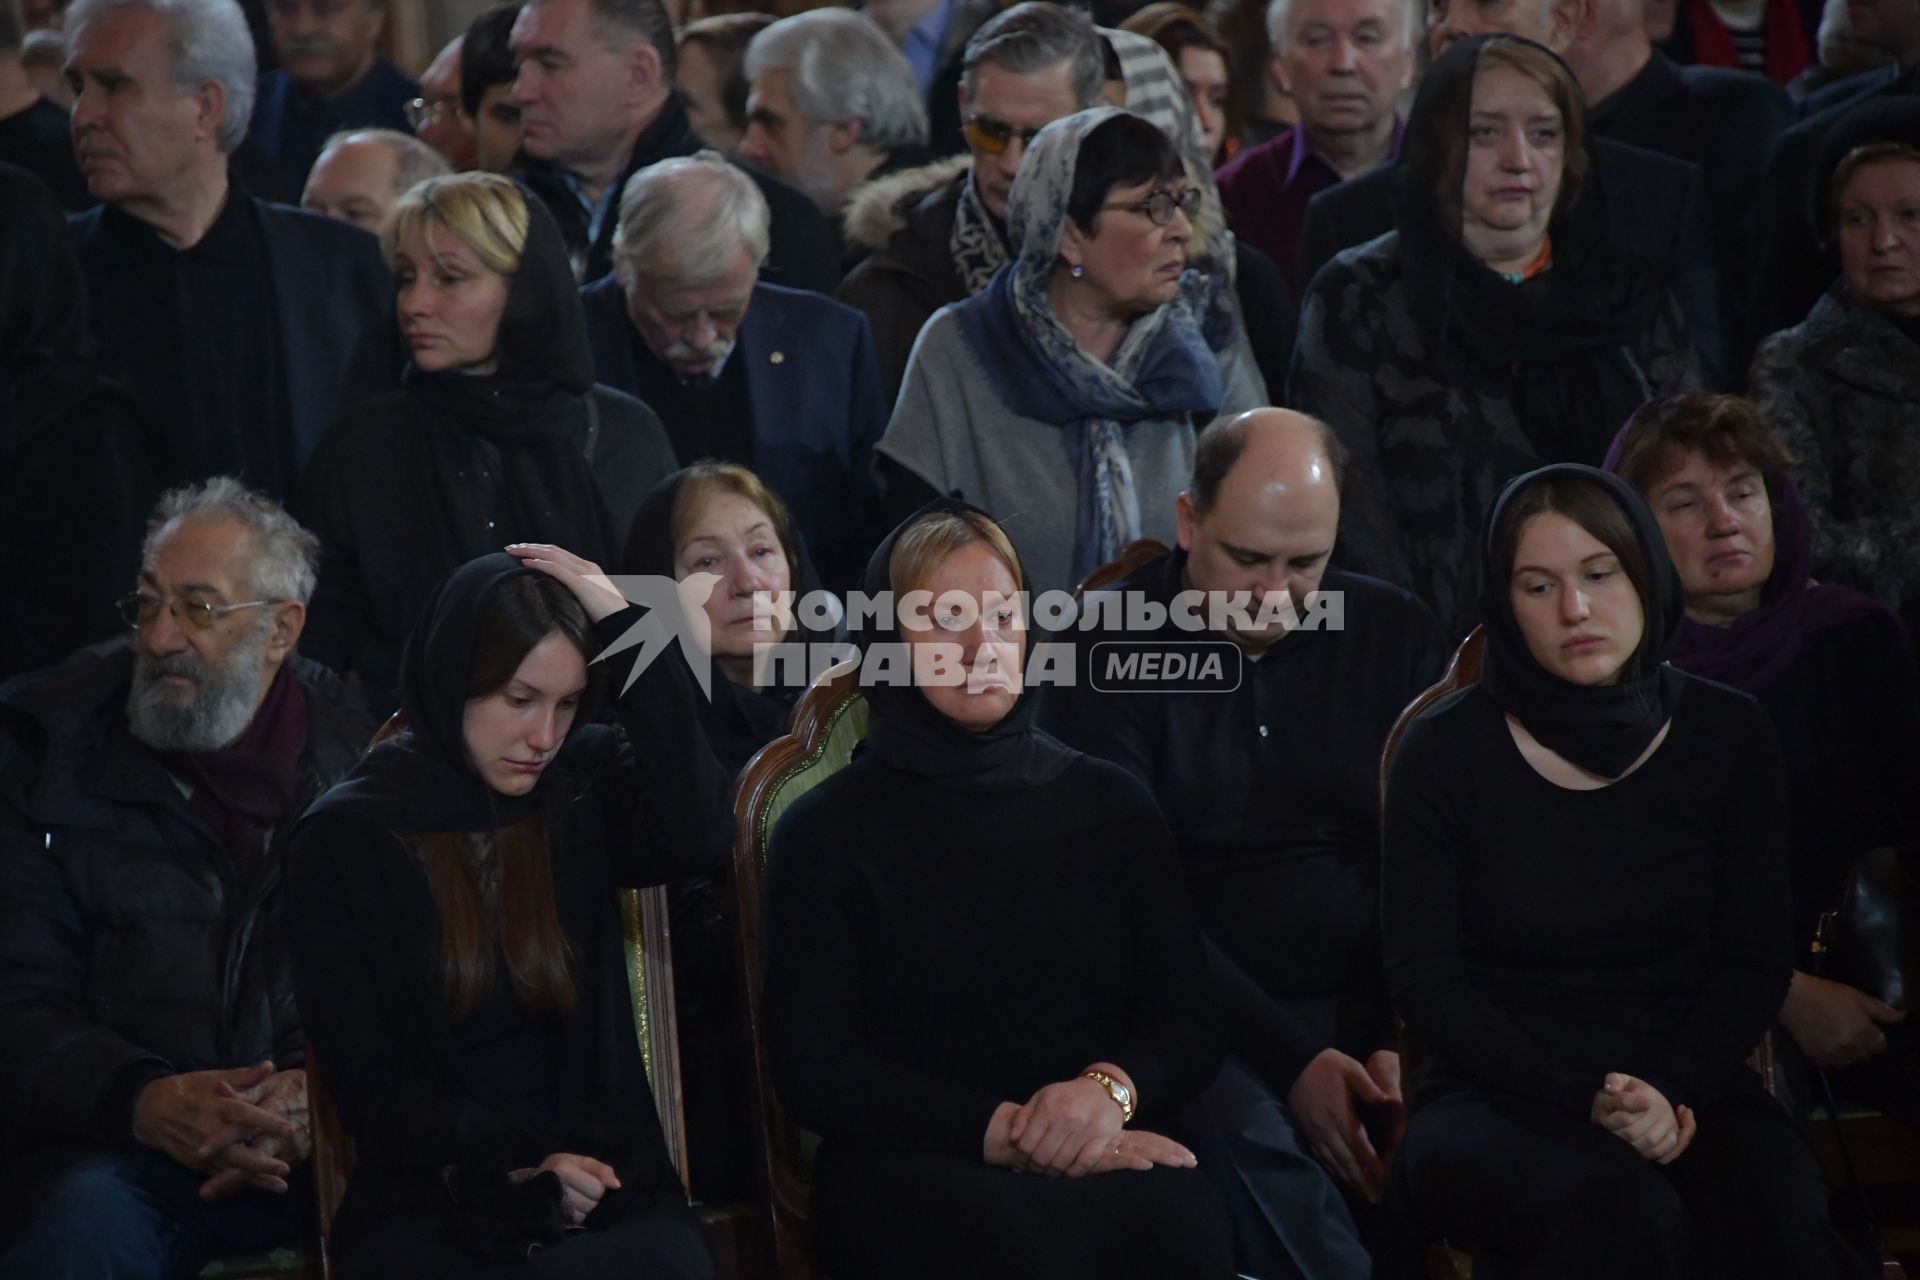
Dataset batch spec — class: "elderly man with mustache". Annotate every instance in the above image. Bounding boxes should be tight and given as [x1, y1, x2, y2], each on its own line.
[246, 0, 418, 200]
[0, 478, 373, 1278]
[580, 151, 888, 589]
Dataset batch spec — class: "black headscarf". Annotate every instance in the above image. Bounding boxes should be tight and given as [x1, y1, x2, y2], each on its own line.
[0, 164, 125, 448]
[305, 553, 599, 833]
[853, 500, 1076, 791]
[1479, 464, 1688, 779]
[394, 185, 613, 586]
[620, 468, 837, 777]
[1393, 36, 1675, 466]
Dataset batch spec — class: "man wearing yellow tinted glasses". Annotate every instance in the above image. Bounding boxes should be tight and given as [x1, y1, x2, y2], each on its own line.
[838, 1, 1106, 401]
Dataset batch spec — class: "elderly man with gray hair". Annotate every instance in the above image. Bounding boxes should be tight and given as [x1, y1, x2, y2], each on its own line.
[300, 125, 451, 233]
[0, 477, 374, 1277]
[63, 0, 394, 501]
[580, 151, 886, 587]
[736, 6, 930, 225]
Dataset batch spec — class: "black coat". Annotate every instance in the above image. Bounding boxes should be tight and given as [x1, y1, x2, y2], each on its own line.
[69, 191, 396, 490]
[517, 93, 841, 292]
[1295, 138, 1729, 386]
[1588, 53, 1792, 364]
[0, 646, 371, 1152]
[287, 608, 731, 1257]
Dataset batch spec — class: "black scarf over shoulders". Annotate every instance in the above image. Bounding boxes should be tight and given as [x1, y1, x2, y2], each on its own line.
[1392, 37, 1675, 466]
[853, 500, 1076, 791]
[1477, 464, 1687, 779]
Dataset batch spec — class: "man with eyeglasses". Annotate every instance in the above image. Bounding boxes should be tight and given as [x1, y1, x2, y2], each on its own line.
[838, 0, 1105, 402]
[245, 0, 417, 202]
[406, 33, 476, 169]
[0, 478, 373, 1277]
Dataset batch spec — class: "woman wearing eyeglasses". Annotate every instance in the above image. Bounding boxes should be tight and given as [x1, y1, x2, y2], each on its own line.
[876, 107, 1265, 597]
[1286, 35, 1703, 640]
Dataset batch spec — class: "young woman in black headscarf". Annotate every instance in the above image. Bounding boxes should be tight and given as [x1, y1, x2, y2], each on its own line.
[287, 547, 730, 1279]
[295, 173, 677, 710]
[1380, 464, 1853, 1278]
[1287, 35, 1703, 640]
[0, 163, 161, 680]
[761, 500, 1235, 1279]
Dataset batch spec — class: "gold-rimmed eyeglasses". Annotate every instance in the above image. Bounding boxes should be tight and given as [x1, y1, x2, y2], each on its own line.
[116, 593, 280, 631]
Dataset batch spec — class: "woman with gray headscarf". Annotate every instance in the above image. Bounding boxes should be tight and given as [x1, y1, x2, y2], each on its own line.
[877, 106, 1266, 596]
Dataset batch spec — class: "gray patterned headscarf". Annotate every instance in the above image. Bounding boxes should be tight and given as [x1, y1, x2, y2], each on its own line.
[1001, 106, 1228, 581]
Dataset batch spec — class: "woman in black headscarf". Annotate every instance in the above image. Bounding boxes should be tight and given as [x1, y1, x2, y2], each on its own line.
[1287, 35, 1703, 641]
[620, 461, 840, 1203]
[0, 163, 161, 680]
[288, 545, 730, 1279]
[295, 173, 677, 709]
[761, 500, 1234, 1279]
[1380, 464, 1852, 1278]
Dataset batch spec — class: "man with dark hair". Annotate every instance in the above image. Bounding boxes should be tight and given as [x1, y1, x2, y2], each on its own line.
[64, 0, 394, 500]
[508, 0, 838, 287]
[460, 1, 523, 173]
[1041, 407, 1447, 1280]
[0, 479, 374, 1277]
[246, 0, 418, 201]
[410, 34, 475, 169]
[0, 0, 86, 206]
[836, 0, 1104, 398]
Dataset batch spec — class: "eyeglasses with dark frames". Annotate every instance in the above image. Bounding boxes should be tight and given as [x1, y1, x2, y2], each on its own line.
[1101, 185, 1203, 228]
[116, 593, 281, 632]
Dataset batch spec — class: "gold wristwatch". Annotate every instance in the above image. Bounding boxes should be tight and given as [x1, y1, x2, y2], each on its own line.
[1084, 1070, 1134, 1124]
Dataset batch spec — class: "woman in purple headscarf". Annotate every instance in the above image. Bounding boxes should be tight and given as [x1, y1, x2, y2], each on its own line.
[1609, 392, 1919, 1131]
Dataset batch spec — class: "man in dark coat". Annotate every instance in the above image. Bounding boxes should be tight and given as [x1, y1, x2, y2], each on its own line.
[0, 0, 88, 209]
[1041, 410, 1447, 1280]
[245, 0, 418, 202]
[584, 153, 886, 590]
[0, 479, 374, 1277]
[1564, 0, 1792, 364]
[836, 0, 1105, 401]
[63, 0, 395, 503]
[508, 0, 838, 289]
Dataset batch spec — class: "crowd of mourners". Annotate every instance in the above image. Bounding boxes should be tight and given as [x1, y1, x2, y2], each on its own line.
[1, 0, 1918, 1270]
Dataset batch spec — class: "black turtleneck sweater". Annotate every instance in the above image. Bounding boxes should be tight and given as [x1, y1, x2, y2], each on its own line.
[1382, 676, 1792, 1117]
[762, 749, 1221, 1158]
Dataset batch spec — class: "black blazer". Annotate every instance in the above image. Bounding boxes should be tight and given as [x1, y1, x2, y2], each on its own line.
[69, 193, 397, 482]
[1296, 138, 1728, 387]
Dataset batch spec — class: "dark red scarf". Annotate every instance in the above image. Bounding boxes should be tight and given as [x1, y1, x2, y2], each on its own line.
[1684, 0, 1812, 85]
[160, 663, 310, 868]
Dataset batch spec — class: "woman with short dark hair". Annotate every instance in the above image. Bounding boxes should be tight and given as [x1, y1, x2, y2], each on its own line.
[1609, 393, 1919, 1128]
[1382, 463, 1851, 1277]
[288, 548, 731, 1279]
[1288, 35, 1701, 639]
[880, 109, 1265, 597]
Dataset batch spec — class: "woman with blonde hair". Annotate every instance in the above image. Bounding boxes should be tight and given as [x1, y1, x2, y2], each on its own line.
[296, 173, 676, 708]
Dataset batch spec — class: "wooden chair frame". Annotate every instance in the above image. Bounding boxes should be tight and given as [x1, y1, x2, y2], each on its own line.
[729, 660, 868, 1280]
